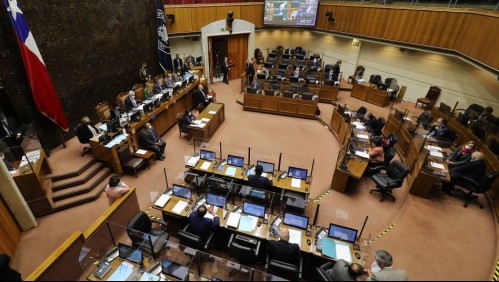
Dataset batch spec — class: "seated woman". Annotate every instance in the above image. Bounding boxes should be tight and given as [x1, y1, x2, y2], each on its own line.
[181, 110, 196, 132]
[144, 79, 155, 100]
[368, 136, 384, 164]
[445, 140, 475, 168]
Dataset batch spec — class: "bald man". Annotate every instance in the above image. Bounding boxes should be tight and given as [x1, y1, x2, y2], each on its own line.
[441, 151, 486, 193]
[267, 226, 300, 265]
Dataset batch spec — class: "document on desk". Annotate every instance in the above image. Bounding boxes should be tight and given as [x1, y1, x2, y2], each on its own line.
[321, 237, 352, 263]
[99, 124, 108, 131]
[172, 201, 188, 214]
[429, 151, 444, 158]
[355, 151, 370, 159]
[200, 161, 211, 170]
[288, 229, 302, 248]
[135, 149, 148, 155]
[185, 156, 200, 167]
[355, 125, 366, 130]
[238, 215, 258, 232]
[351, 121, 362, 126]
[431, 162, 445, 169]
[426, 145, 442, 151]
[154, 194, 171, 208]
[227, 212, 241, 229]
[209, 111, 217, 115]
[107, 261, 134, 281]
[201, 118, 210, 122]
[193, 120, 202, 125]
[291, 178, 301, 188]
[139, 273, 160, 281]
[356, 134, 369, 140]
[225, 167, 237, 177]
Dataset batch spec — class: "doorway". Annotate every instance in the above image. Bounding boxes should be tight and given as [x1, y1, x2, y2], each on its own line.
[208, 33, 249, 83]
[211, 36, 228, 82]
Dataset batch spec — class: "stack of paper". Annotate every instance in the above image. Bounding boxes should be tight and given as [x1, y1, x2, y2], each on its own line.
[135, 149, 147, 155]
[356, 134, 369, 139]
[430, 162, 445, 169]
[200, 161, 211, 170]
[186, 156, 200, 167]
[201, 118, 210, 122]
[321, 237, 353, 263]
[225, 167, 237, 177]
[288, 229, 302, 248]
[355, 151, 370, 159]
[238, 215, 258, 232]
[429, 151, 444, 158]
[291, 178, 301, 188]
[208, 111, 217, 115]
[154, 194, 171, 208]
[227, 212, 241, 229]
[172, 201, 188, 214]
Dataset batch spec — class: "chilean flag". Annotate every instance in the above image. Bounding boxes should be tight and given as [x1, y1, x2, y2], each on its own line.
[5, 0, 68, 131]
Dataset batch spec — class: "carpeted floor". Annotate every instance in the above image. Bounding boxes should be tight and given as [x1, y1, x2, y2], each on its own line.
[12, 79, 498, 281]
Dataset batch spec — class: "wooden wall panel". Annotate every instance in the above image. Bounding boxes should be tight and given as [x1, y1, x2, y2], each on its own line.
[415, 11, 465, 49]
[383, 9, 424, 43]
[216, 6, 241, 22]
[357, 7, 390, 38]
[165, 7, 193, 33]
[0, 198, 21, 259]
[191, 6, 218, 31]
[240, 4, 264, 28]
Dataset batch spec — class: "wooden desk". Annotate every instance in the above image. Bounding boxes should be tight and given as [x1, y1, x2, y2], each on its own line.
[351, 83, 390, 107]
[223, 211, 270, 241]
[243, 93, 318, 119]
[266, 219, 314, 253]
[331, 157, 369, 194]
[309, 227, 364, 265]
[273, 174, 311, 195]
[409, 156, 450, 199]
[89, 134, 132, 174]
[187, 102, 225, 141]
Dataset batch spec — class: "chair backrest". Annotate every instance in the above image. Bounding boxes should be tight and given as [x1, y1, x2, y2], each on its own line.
[377, 117, 386, 130]
[117, 92, 129, 110]
[357, 106, 368, 115]
[282, 91, 294, 98]
[354, 65, 365, 78]
[384, 146, 396, 165]
[265, 89, 276, 96]
[417, 112, 434, 125]
[301, 93, 315, 101]
[386, 160, 410, 183]
[476, 172, 499, 193]
[270, 80, 280, 90]
[229, 240, 257, 264]
[95, 102, 110, 122]
[425, 86, 441, 100]
[118, 143, 132, 164]
[176, 112, 185, 132]
[177, 229, 204, 250]
[127, 211, 152, 240]
[465, 104, 484, 118]
[289, 84, 299, 93]
[74, 124, 89, 144]
[268, 259, 300, 281]
[132, 84, 145, 101]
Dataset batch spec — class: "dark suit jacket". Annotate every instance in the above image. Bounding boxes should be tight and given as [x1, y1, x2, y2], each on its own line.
[125, 95, 139, 111]
[153, 83, 165, 95]
[194, 88, 208, 106]
[187, 210, 219, 242]
[245, 62, 255, 75]
[75, 123, 99, 144]
[174, 58, 183, 70]
[430, 124, 452, 139]
[140, 128, 161, 148]
[268, 239, 300, 265]
[0, 118, 21, 139]
[325, 259, 356, 281]
[450, 159, 486, 182]
[248, 174, 273, 190]
[110, 108, 121, 120]
[222, 61, 230, 72]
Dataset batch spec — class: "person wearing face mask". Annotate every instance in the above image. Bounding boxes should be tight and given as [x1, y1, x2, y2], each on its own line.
[0, 113, 23, 147]
[125, 90, 140, 111]
[144, 79, 155, 100]
[139, 62, 149, 85]
[109, 101, 122, 120]
[440, 151, 486, 194]
[173, 71, 183, 83]
[140, 123, 166, 161]
[445, 141, 476, 168]
[76, 116, 100, 143]
[367, 250, 408, 281]
[154, 77, 166, 95]
[180, 109, 196, 133]
[222, 57, 230, 84]
[164, 73, 175, 89]
[174, 54, 183, 73]
[104, 175, 129, 206]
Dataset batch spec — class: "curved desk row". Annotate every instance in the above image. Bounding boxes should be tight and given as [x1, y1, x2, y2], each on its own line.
[243, 93, 318, 119]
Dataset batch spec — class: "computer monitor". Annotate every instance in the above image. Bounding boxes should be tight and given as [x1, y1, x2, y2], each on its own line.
[118, 243, 144, 265]
[296, 54, 305, 60]
[98, 132, 109, 144]
[204, 177, 230, 194]
[152, 97, 161, 107]
[439, 102, 452, 115]
[257, 73, 267, 80]
[188, 76, 194, 84]
[206, 192, 226, 208]
[288, 166, 308, 180]
[278, 63, 288, 69]
[172, 184, 191, 199]
[264, 89, 276, 96]
[282, 54, 291, 59]
[181, 80, 187, 88]
[257, 161, 275, 173]
[161, 259, 189, 280]
[143, 102, 152, 113]
[378, 83, 388, 90]
[129, 110, 141, 123]
[246, 87, 259, 94]
[227, 155, 245, 167]
[289, 77, 299, 83]
[200, 149, 216, 161]
[173, 85, 180, 94]
[242, 201, 266, 218]
[301, 93, 314, 101]
[106, 118, 120, 134]
[283, 212, 309, 230]
[328, 223, 358, 244]
[282, 91, 294, 99]
[268, 53, 278, 58]
[263, 62, 274, 69]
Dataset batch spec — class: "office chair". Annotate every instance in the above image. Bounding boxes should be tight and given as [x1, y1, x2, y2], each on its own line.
[415, 86, 441, 109]
[117, 143, 148, 178]
[289, 84, 300, 94]
[282, 91, 295, 99]
[266, 254, 303, 280]
[313, 261, 335, 281]
[382, 133, 398, 149]
[270, 79, 280, 90]
[453, 172, 499, 209]
[177, 224, 215, 252]
[127, 211, 169, 258]
[227, 233, 260, 276]
[300, 93, 316, 101]
[74, 124, 92, 157]
[366, 146, 396, 175]
[176, 112, 189, 138]
[372, 117, 386, 136]
[370, 160, 410, 202]
[417, 111, 434, 129]
[264, 89, 276, 96]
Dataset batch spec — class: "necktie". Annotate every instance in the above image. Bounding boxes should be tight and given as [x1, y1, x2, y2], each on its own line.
[2, 121, 11, 137]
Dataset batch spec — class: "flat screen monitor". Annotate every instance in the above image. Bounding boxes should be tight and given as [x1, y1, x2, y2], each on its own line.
[278, 63, 288, 69]
[439, 102, 451, 115]
[129, 110, 141, 123]
[264, 89, 276, 96]
[143, 102, 152, 113]
[172, 184, 191, 199]
[161, 259, 189, 280]
[282, 91, 294, 99]
[98, 132, 108, 144]
[227, 155, 245, 167]
[247, 87, 259, 94]
[242, 201, 266, 218]
[264, 0, 318, 26]
[283, 212, 309, 230]
[301, 93, 314, 100]
[152, 97, 160, 107]
[181, 80, 187, 88]
[268, 53, 278, 58]
[106, 118, 120, 134]
[206, 192, 226, 208]
[188, 76, 194, 84]
[118, 243, 143, 265]
[257, 161, 275, 173]
[196, 56, 202, 64]
[173, 85, 180, 94]
[200, 149, 216, 161]
[289, 76, 299, 82]
[205, 177, 229, 193]
[288, 166, 308, 180]
[296, 54, 305, 60]
[264, 62, 274, 69]
[282, 54, 291, 59]
[378, 83, 388, 90]
[328, 223, 358, 244]
[257, 73, 267, 80]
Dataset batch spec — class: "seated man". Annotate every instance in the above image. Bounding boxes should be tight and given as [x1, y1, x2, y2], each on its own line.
[326, 259, 365, 281]
[173, 71, 184, 83]
[0, 113, 24, 147]
[194, 85, 213, 108]
[268, 226, 300, 266]
[140, 122, 166, 161]
[164, 73, 175, 89]
[153, 77, 166, 95]
[248, 165, 273, 190]
[440, 151, 486, 193]
[429, 117, 451, 139]
[75, 116, 100, 143]
[180, 109, 196, 132]
[445, 140, 475, 168]
[367, 250, 408, 281]
[124, 90, 140, 111]
[187, 205, 219, 243]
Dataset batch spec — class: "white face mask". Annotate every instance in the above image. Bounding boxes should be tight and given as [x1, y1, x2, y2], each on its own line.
[371, 261, 381, 273]
[465, 145, 472, 150]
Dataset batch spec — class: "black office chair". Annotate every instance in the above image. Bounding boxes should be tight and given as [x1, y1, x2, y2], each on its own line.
[270, 79, 280, 90]
[266, 254, 303, 280]
[417, 111, 434, 130]
[177, 224, 214, 252]
[74, 124, 92, 157]
[366, 146, 396, 175]
[227, 233, 260, 276]
[289, 84, 300, 94]
[370, 160, 410, 202]
[453, 172, 499, 209]
[313, 261, 335, 281]
[127, 211, 169, 258]
[370, 117, 386, 136]
[382, 133, 398, 149]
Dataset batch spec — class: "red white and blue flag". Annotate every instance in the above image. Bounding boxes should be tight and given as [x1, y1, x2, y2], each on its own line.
[4, 0, 68, 131]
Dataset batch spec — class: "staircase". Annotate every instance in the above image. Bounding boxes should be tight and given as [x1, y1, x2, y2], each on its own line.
[47, 159, 112, 213]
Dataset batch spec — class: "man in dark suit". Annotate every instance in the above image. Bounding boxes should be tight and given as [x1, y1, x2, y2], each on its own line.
[0, 113, 23, 147]
[248, 165, 273, 190]
[440, 151, 486, 193]
[109, 101, 122, 120]
[268, 226, 300, 265]
[180, 110, 196, 133]
[187, 205, 219, 243]
[429, 117, 452, 139]
[125, 90, 140, 111]
[326, 259, 365, 281]
[194, 85, 212, 108]
[222, 57, 230, 84]
[140, 122, 166, 161]
[153, 77, 166, 95]
[174, 54, 183, 73]
[75, 116, 99, 144]
[245, 60, 255, 85]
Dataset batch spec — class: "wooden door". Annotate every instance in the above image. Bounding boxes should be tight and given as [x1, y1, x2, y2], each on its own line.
[227, 33, 248, 80]
[209, 37, 213, 83]
[0, 196, 21, 258]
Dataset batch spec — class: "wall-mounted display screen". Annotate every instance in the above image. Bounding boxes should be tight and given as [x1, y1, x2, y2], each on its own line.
[264, 0, 318, 27]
